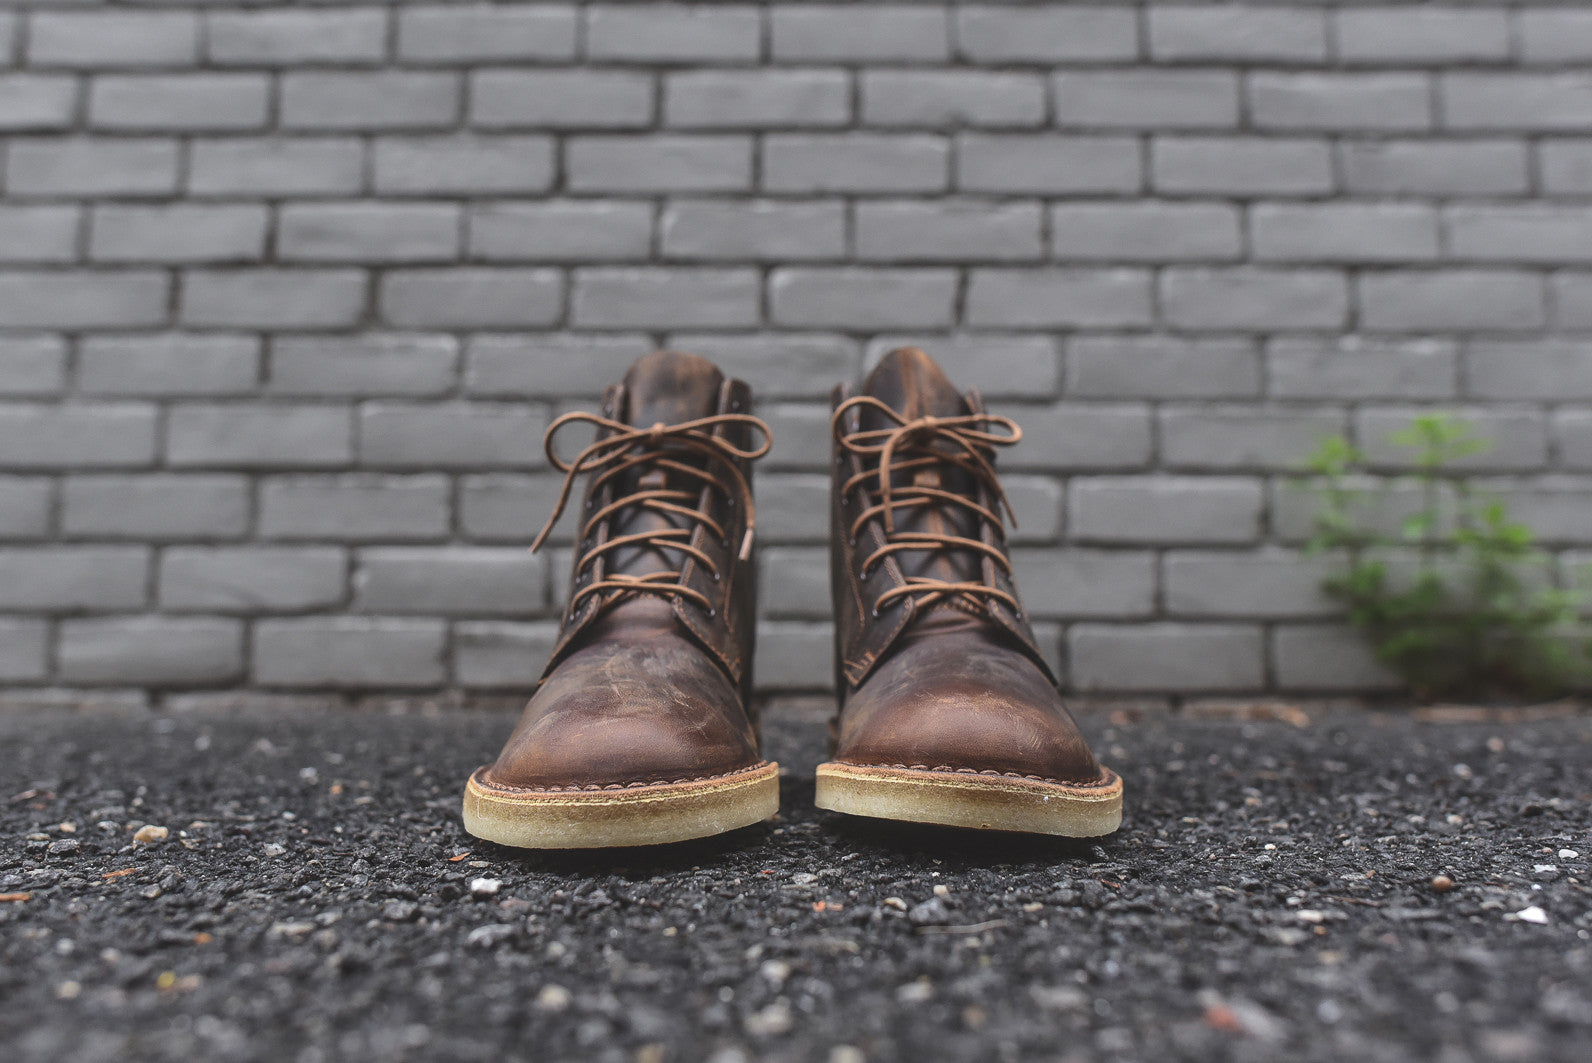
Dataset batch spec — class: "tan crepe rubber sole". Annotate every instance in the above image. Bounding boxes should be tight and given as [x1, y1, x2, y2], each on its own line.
[461, 762, 780, 849]
[814, 762, 1123, 838]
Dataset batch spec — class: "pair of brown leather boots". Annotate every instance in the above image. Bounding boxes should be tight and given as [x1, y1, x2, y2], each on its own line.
[461, 348, 1122, 849]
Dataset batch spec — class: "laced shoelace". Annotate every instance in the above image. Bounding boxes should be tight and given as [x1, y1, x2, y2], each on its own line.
[832, 395, 1024, 616]
[530, 410, 772, 615]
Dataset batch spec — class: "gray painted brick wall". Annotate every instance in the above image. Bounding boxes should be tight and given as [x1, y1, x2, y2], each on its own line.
[2, 0, 1591, 708]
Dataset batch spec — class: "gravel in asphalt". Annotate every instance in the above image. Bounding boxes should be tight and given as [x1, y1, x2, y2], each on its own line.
[2, 702, 1589, 1063]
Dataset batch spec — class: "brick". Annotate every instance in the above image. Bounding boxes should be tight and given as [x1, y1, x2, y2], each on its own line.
[967, 269, 1153, 329]
[1464, 341, 1592, 401]
[279, 203, 461, 263]
[572, 268, 759, 329]
[1251, 204, 1439, 263]
[1447, 206, 1592, 264]
[90, 204, 268, 263]
[282, 72, 458, 130]
[1482, 479, 1592, 545]
[375, 135, 554, 195]
[1012, 548, 1155, 620]
[1147, 6, 1326, 63]
[0, 335, 66, 395]
[380, 268, 562, 328]
[865, 335, 1060, 398]
[90, 74, 268, 131]
[755, 403, 830, 471]
[1152, 137, 1332, 196]
[1339, 139, 1528, 196]
[208, 9, 386, 64]
[1051, 202, 1241, 262]
[1069, 336, 1261, 399]
[1161, 268, 1348, 331]
[62, 475, 249, 539]
[755, 472, 831, 543]
[1357, 406, 1549, 473]
[167, 404, 352, 469]
[1542, 141, 1592, 196]
[1269, 475, 1450, 546]
[568, 135, 751, 193]
[956, 6, 1136, 63]
[0, 271, 168, 329]
[1444, 74, 1592, 132]
[666, 70, 849, 129]
[1335, 8, 1509, 65]
[160, 547, 347, 612]
[752, 621, 834, 691]
[464, 334, 653, 397]
[270, 334, 459, 398]
[472, 201, 652, 262]
[857, 201, 1043, 262]
[189, 138, 364, 197]
[358, 402, 550, 469]
[661, 200, 843, 262]
[0, 206, 78, 263]
[1161, 406, 1348, 471]
[458, 474, 565, 542]
[0, 619, 47, 682]
[1007, 404, 1153, 471]
[1358, 271, 1545, 333]
[958, 134, 1138, 194]
[861, 71, 1044, 128]
[770, 268, 957, 330]
[668, 334, 859, 398]
[1555, 413, 1592, 469]
[259, 475, 451, 541]
[254, 618, 445, 688]
[1268, 337, 1458, 400]
[1273, 625, 1399, 692]
[455, 621, 560, 689]
[0, 13, 11, 68]
[181, 270, 367, 329]
[1519, 11, 1592, 65]
[354, 548, 545, 616]
[29, 11, 199, 67]
[1165, 547, 1337, 623]
[1070, 623, 1265, 693]
[1250, 73, 1431, 132]
[6, 138, 179, 198]
[1055, 71, 1238, 130]
[1553, 274, 1592, 330]
[59, 617, 243, 685]
[760, 545, 828, 616]
[0, 477, 53, 538]
[772, 5, 947, 62]
[79, 333, 259, 397]
[398, 5, 577, 63]
[0, 403, 157, 469]
[1070, 477, 1263, 545]
[587, 4, 762, 63]
[0, 75, 76, 130]
[764, 134, 948, 193]
[0, 547, 149, 610]
[470, 70, 653, 130]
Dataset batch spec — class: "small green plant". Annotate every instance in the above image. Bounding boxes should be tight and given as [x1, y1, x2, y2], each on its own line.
[1302, 413, 1590, 701]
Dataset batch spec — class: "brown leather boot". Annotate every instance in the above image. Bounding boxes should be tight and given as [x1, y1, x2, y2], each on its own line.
[815, 348, 1122, 837]
[462, 351, 779, 848]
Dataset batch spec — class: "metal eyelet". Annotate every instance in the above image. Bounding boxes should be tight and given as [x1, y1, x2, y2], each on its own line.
[870, 604, 880, 618]
[707, 607, 717, 618]
[712, 570, 721, 583]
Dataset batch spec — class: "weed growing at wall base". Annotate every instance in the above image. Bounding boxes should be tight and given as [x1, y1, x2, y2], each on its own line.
[1301, 414, 1592, 701]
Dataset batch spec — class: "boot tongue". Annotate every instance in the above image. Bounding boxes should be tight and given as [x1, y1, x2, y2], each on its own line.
[858, 348, 983, 596]
[604, 351, 725, 591]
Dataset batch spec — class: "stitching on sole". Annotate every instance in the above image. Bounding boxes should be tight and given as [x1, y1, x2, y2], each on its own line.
[825, 761, 1119, 790]
[474, 761, 775, 795]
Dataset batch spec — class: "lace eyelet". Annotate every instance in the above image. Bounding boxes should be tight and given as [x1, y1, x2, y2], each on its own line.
[870, 604, 881, 618]
[712, 570, 721, 583]
[707, 607, 717, 618]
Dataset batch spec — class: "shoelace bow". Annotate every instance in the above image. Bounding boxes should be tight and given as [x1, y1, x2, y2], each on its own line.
[530, 410, 771, 615]
[832, 395, 1024, 616]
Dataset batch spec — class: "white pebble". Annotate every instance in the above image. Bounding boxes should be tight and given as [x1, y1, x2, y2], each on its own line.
[1559, 849, 1580, 860]
[1512, 906, 1549, 925]
[470, 877, 501, 898]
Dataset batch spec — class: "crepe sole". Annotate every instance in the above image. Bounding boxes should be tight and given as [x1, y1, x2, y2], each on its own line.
[462, 762, 780, 849]
[814, 762, 1122, 837]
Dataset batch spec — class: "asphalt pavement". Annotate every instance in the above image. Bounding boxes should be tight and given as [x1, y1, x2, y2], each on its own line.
[2, 700, 1589, 1063]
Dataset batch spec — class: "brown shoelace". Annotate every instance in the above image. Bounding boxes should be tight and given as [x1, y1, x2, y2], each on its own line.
[530, 410, 772, 615]
[832, 395, 1023, 615]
